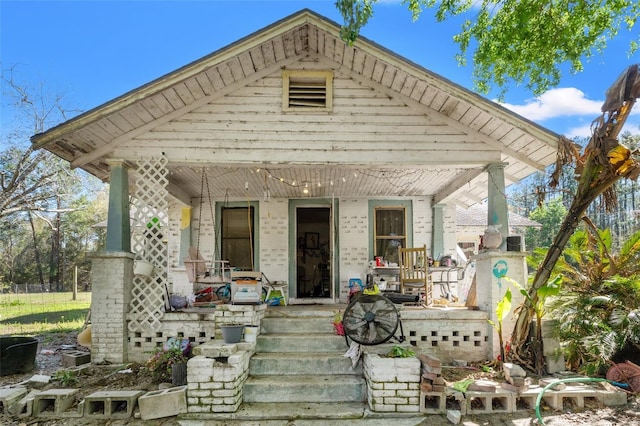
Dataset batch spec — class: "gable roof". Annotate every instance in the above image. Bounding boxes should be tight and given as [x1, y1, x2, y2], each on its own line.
[31, 9, 561, 206]
[456, 204, 542, 228]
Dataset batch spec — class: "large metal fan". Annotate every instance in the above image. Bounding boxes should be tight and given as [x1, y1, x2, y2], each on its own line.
[342, 293, 404, 345]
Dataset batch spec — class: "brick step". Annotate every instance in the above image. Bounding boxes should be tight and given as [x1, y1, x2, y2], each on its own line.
[242, 374, 366, 403]
[249, 352, 361, 376]
[255, 333, 347, 353]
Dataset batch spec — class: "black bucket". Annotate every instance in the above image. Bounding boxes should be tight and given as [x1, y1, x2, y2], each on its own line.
[0, 336, 38, 376]
[506, 236, 523, 251]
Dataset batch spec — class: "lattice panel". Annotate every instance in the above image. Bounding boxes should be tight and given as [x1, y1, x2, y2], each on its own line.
[128, 157, 169, 333]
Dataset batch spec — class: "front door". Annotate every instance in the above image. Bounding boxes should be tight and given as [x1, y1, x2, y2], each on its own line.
[293, 205, 333, 303]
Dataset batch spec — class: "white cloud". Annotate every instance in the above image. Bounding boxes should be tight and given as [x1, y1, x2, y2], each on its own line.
[499, 88, 603, 121]
[564, 124, 595, 139]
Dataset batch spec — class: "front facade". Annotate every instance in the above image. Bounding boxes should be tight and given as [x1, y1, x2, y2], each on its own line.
[32, 10, 560, 363]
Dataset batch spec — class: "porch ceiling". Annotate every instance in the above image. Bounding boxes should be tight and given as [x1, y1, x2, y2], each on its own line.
[31, 9, 561, 208]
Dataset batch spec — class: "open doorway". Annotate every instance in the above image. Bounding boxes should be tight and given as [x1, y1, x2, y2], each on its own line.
[295, 206, 331, 300]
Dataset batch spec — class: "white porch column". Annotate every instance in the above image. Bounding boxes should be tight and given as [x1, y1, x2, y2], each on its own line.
[475, 251, 527, 360]
[486, 163, 509, 251]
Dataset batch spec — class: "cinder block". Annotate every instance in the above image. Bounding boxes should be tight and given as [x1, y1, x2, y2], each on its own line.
[32, 389, 79, 417]
[84, 390, 143, 419]
[445, 391, 467, 415]
[545, 354, 566, 374]
[61, 350, 91, 367]
[0, 387, 27, 414]
[554, 385, 599, 410]
[419, 390, 445, 414]
[515, 388, 541, 411]
[138, 385, 187, 420]
[466, 389, 515, 414]
[597, 388, 627, 406]
[6, 389, 40, 416]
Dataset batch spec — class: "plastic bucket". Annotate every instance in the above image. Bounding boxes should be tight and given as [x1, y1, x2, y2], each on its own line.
[244, 325, 259, 343]
[221, 325, 244, 343]
[134, 260, 154, 277]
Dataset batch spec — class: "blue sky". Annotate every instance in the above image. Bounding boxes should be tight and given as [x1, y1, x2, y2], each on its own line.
[2, 0, 640, 139]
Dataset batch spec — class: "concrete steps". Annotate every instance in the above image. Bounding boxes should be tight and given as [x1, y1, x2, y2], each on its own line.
[242, 306, 366, 405]
[249, 352, 361, 376]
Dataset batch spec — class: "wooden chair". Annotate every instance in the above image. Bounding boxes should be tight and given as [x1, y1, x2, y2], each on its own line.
[398, 245, 431, 306]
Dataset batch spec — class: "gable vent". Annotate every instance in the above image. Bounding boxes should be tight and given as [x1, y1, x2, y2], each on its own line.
[283, 70, 333, 111]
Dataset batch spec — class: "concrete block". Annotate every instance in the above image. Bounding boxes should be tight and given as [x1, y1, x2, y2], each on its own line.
[61, 350, 91, 367]
[447, 409, 462, 424]
[138, 385, 187, 420]
[554, 385, 599, 410]
[468, 380, 498, 392]
[7, 389, 40, 416]
[420, 390, 445, 414]
[466, 389, 515, 414]
[597, 388, 627, 406]
[32, 389, 79, 417]
[0, 387, 27, 414]
[84, 390, 143, 419]
[542, 338, 561, 356]
[515, 388, 541, 411]
[19, 374, 51, 388]
[501, 381, 529, 394]
[445, 390, 467, 415]
[539, 377, 566, 390]
[546, 354, 566, 374]
[503, 363, 527, 380]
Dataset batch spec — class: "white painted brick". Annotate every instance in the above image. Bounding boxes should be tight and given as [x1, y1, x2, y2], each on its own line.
[397, 404, 420, 412]
[385, 397, 408, 404]
[384, 383, 408, 390]
[371, 390, 396, 398]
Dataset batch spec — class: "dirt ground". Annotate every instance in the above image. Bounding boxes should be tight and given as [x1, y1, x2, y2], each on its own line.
[2, 332, 640, 425]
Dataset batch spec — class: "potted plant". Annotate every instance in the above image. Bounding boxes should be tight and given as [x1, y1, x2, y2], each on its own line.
[146, 338, 190, 384]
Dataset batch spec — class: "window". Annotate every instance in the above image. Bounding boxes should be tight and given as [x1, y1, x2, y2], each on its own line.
[282, 70, 333, 111]
[220, 206, 254, 270]
[374, 207, 407, 265]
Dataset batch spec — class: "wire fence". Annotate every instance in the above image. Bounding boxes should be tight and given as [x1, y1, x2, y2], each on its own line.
[0, 290, 92, 336]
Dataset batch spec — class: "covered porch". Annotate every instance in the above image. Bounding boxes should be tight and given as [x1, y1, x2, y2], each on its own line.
[31, 9, 560, 364]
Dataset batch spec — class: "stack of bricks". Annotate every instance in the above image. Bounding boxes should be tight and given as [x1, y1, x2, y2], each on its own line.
[418, 353, 449, 415]
[362, 351, 421, 413]
[186, 342, 253, 413]
[418, 354, 445, 392]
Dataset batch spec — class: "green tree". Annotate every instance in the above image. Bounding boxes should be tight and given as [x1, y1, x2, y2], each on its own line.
[1, 67, 104, 290]
[526, 198, 568, 250]
[335, 0, 640, 97]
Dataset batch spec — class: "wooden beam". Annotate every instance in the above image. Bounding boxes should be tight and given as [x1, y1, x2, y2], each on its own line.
[433, 168, 485, 204]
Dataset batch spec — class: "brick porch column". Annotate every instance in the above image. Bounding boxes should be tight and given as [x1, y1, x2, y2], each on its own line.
[89, 159, 134, 363]
[90, 252, 134, 363]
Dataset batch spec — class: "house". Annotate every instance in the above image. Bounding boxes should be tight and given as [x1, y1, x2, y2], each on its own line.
[456, 203, 542, 258]
[31, 9, 561, 364]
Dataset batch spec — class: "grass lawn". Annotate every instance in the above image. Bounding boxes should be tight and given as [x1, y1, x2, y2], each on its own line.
[0, 292, 91, 336]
